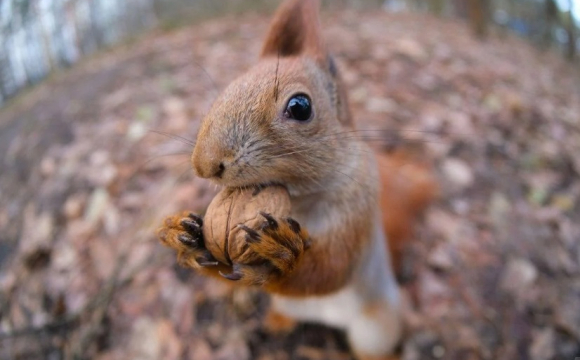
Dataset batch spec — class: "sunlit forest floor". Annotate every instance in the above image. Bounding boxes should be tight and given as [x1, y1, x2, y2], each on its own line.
[1, 9, 580, 360]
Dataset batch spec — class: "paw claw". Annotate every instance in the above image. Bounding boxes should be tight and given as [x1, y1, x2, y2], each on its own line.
[238, 224, 260, 243]
[178, 233, 198, 248]
[204, 213, 310, 286]
[187, 213, 203, 226]
[220, 269, 242, 281]
[285, 217, 301, 234]
[181, 219, 202, 236]
[259, 211, 278, 230]
[198, 261, 219, 267]
[195, 250, 218, 263]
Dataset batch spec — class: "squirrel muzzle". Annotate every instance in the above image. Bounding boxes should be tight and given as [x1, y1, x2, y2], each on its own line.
[191, 135, 233, 180]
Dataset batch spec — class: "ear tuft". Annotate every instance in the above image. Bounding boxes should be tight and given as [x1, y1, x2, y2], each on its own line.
[260, 0, 326, 63]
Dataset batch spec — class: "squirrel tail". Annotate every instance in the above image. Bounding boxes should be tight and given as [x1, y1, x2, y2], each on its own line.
[377, 150, 438, 276]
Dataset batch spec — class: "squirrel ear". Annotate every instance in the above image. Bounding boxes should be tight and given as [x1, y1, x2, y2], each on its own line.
[260, 0, 326, 63]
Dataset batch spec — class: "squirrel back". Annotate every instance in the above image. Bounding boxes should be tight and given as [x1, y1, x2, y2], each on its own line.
[377, 150, 438, 274]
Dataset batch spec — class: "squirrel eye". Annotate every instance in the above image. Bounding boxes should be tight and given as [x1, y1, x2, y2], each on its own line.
[284, 94, 312, 121]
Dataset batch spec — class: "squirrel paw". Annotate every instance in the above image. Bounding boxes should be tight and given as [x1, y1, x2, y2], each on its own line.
[157, 211, 219, 269]
[220, 212, 310, 287]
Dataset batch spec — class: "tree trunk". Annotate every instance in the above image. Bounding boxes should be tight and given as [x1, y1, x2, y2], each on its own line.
[566, 0, 576, 60]
[468, 0, 489, 39]
[543, 0, 558, 48]
[427, 0, 445, 16]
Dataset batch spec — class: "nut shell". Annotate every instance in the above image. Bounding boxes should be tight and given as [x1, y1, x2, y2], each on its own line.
[203, 185, 291, 264]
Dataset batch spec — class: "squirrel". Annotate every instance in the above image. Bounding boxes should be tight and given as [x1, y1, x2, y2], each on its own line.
[157, 0, 437, 358]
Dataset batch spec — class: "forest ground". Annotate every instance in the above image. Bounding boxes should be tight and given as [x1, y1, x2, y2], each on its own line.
[1, 9, 580, 360]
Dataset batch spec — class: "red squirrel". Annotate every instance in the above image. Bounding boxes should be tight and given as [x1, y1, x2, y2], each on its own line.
[157, 0, 437, 358]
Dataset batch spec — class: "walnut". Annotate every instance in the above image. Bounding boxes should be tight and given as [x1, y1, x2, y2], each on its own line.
[203, 185, 291, 264]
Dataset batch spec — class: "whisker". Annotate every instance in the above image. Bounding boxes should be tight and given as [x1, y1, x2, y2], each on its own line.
[138, 151, 192, 168]
[274, 49, 280, 102]
[364, 138, 448, 146]
[175, 162, 195, 183]
[321, 128, 471, 138]
[332, 168, 365, 188]
[267, 148, 315, 159]
[125, 152, 191, 181]
[316, 134, 451, 146]
[312, 129, 470, 148]
[148, 129, 196, 148]
[307, 143, 431, 186]
[190, 58, 219, 96]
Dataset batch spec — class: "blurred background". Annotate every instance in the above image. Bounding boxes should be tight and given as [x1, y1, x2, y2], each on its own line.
[0, 0, 579, 359]
[1, 0, 578, 105]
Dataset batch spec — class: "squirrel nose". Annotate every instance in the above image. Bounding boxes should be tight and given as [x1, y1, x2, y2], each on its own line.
[191, 136, 229, 179]
[193, 158, 226, 179]
[191, 125, 233, 180]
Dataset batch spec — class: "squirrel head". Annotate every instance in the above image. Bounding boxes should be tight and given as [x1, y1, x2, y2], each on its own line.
[192, 0, 353, 194]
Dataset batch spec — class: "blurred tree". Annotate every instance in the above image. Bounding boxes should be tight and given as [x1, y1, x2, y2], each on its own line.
[467, 0, 490, 38]
[426, 0, 446, 16]
[340, 0, 383, 9]
[565, 0, 576, 59]
[543, 0, 558, 46]
[452, 0, 467, 17]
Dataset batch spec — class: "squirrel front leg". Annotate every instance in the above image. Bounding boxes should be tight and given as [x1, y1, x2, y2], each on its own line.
[270, 231, 369, 296]
[157, 210, 313, 289]
[218, 212, 312, 289]
[158, 208, 370, 297]
[228, 209, 372, 297]
[156, 211, 230, 279]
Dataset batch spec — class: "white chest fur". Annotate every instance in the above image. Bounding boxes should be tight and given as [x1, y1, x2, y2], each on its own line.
[272, 283, 365, 329]
[271, 211, 399, 323]
[270, 213, 402, 355]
